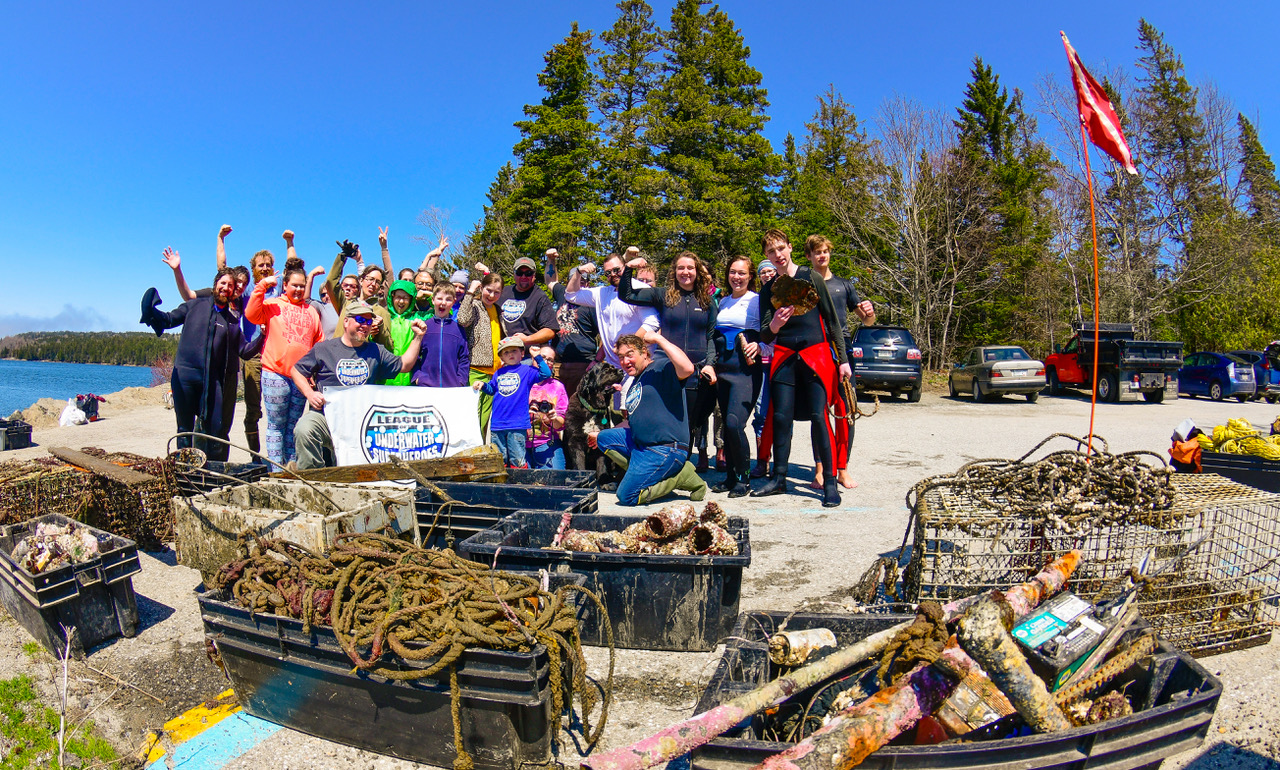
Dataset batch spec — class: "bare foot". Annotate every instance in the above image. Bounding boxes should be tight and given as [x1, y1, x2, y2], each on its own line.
[809, 475, 824, 490]
[837, 469, 859, 489]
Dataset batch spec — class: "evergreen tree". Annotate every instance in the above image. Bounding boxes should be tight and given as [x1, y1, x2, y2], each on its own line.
[506, 23, 602, 258]
[475, 162, 526, 274]
[1238, 113, 1280, 236]
[596, 0, 662, 250]
[645, 0, 777, 265]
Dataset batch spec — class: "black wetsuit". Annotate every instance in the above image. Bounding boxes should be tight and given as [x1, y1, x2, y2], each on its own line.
[150, 294, 244, 461]
[822, 274, 862, 463]
[618, 267, 718, 451]
[714, 293, 763, 488]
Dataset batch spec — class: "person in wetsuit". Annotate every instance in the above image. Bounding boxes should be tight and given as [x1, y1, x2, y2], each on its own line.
[712, 256, 763, 498]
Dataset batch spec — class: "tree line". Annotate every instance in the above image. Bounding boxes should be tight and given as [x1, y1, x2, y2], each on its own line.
[449, 2, 1279, 367]
[0, 332, 178, 367]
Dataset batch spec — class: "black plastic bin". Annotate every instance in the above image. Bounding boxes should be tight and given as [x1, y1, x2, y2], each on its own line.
[173, 460, 269, 497]
[0, 419, 33, 451]
[1199, 453, 1280, 493]
[690, 611, 1221, 770]
[458, 512, 750, 651]
[0, 514, 141, 657]
[417, 481, 598, 550]
[199, 571, 585, 770]
[473, 468, 597, 488]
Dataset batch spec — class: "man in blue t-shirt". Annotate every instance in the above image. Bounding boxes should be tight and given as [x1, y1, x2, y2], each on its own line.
[596, 330, 708, 505]
[290, 299, 427, 469]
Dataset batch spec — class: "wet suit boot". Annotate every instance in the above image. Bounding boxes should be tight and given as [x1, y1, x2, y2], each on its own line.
[604, 449, 630, 471]
[638, 461, 707, 504]
[822, 475, 840, 508]
[751, 462, 788, 497]
[711, 471, 738, 494]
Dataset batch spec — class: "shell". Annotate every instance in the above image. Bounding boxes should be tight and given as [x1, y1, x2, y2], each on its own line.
[770, 273, 819, 316]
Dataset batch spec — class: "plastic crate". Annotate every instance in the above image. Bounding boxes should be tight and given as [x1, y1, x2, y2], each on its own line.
[0, 420, 33, 451]
[458, 512, 750, 651]
[199, 571, 585, 770]
[0, 513, 141, 657]
[1199, 452, 1280, 493]
[691, 611, 1221, 770]
[475, 468, 597, 488]
[172, 460, 268, 497]
[417, 481, 598, 550]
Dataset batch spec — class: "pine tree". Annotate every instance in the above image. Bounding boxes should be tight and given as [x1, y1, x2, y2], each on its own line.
[596, 0, 661, 250]
[475, 162, 526, 274]
[506, 22, 602, 259]
[1238, 113, 1280, 236]
[644, 0, 776, 265]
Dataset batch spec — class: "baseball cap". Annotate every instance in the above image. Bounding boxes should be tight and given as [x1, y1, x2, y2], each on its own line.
[496, 336, 526, 355]
[514, 257, 536, 273]
[345, 299, 376, 318]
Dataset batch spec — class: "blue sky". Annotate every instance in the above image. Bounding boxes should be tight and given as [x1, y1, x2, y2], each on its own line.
[0, 1, 1275, 334]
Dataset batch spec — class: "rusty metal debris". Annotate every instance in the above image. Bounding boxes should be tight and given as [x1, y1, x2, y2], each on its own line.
[553, 502, 738, 556]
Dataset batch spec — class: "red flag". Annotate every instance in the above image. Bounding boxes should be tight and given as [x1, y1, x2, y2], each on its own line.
[1061, 32, 1137, 175]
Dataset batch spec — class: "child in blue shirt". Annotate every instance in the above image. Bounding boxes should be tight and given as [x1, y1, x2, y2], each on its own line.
[473, 337, 552, 467]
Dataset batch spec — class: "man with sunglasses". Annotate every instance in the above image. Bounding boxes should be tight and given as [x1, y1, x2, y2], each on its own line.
[564, 248, 659, 368]
[498, 256, 559, 352]
[290, 299, 428, 469]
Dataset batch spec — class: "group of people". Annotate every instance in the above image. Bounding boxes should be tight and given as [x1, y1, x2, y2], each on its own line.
[141, 224, 872, 508]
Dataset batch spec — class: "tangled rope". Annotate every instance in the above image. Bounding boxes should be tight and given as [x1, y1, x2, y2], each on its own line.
[904, 433, 1179, 537]
[215, 532, 614, 769]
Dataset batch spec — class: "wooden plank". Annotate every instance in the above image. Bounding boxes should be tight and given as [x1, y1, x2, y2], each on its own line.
[48, 447, 156, 487]
[270, 446, 506, 484]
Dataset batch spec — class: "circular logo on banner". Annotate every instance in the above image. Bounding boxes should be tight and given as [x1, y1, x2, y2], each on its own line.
[361, 405, 449, 463]
[501, 298, 526, 324]
[336, 357, 371, 387]
[495, 371, 522, 397]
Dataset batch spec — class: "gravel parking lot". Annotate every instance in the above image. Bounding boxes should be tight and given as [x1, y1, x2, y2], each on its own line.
[3, 387, 1278, 768]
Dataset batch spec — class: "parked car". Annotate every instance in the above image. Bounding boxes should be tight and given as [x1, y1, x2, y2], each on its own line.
[949, 346, 1046, 403]
[1177, 352, 1255, 402]
[849, 326, 922, 402]
[1230, 349, 1280, 403]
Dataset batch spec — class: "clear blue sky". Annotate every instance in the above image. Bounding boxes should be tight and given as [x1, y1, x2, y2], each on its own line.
[1, 1, 1275, 334]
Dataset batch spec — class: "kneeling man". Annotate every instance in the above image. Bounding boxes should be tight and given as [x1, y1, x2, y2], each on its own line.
[596, 331, 708, 505]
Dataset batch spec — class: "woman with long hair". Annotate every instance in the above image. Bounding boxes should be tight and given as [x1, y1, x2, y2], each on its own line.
[244, 257, 323, 466]
[457, 269, 505, 437]
[618, 250, 719, 467]
[711, 256, 762, 497]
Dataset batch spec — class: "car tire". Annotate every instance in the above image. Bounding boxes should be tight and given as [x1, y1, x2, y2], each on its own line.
[1096, 372, 1117, 402]
[972, 380, 985, 403]
[908, 385, 922, 403]
[1268, 395, 1279, 404]
[1144, 389, 1165, 403]
[1209, 381, 1224, 401]
[1026, 391, 1038, 403]
[1235, 393, 1249, 403]
[1046, 369, 1060, 396]
[948, 377, 958, 398]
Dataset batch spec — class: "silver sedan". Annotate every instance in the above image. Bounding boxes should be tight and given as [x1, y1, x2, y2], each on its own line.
[949, 346, 1047, 402]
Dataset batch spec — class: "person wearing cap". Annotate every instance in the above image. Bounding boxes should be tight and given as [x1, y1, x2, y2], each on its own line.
[290, 300, 428, 469]
[324, 240, 393, 349]
[472, 337, 553, 468]
[498, 256, 559, 351]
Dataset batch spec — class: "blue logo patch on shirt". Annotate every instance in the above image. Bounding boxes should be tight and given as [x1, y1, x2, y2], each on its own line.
[624, 380, 642, 413]
[336, 358, 371, 387]
[501, 298, 526, 324]
[495, 371, 522, 397]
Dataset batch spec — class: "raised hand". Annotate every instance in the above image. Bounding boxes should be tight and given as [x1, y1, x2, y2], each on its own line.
[410, 319, 427, 337]
[161, 247, 181, 271]
[282, 229, 295, 243]
[257, 274, 279, 291]
[309, 265, 326, 278]
[219, 224, 233, 239]
[639, 329, 662, 345]
[378, 227, 389, 249]
[474, 262, 489, 275]
[545, 248, 558, 263]
[577, 262, 597, 275]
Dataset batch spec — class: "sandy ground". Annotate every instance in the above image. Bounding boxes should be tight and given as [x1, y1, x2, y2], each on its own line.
[2, 383, 1278, 769]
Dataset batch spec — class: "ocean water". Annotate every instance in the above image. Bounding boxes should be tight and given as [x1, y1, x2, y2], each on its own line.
[0, 360, 153, 418]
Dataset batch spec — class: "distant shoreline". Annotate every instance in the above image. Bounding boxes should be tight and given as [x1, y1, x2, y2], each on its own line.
[0, 357, 148, 368]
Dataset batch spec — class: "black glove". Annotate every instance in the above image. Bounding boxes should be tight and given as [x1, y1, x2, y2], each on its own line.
[139, 287, 167, 337]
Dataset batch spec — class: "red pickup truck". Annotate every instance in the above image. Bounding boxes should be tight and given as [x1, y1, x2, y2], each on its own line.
[1043, 323, 1183, 403]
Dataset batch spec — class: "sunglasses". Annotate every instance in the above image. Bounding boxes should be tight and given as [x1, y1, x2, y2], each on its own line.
[349, 314, 374, 326]
[604, 267, 624, 276]
[515, 269, 535, 277]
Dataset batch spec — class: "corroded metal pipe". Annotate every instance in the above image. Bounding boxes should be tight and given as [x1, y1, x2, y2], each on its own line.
[580, 551, 1081, 770]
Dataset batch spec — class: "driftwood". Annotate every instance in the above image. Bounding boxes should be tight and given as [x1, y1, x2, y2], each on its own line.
[581, 550, 1081, 770]
[47, 447, 156, 487]
[270, 445, 505, 484]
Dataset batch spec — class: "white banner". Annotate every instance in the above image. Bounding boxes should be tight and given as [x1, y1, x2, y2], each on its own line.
[322, 385, 482, 466]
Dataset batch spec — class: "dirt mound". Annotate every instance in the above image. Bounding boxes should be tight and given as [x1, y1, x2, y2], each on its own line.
[8, 385, 169, 430]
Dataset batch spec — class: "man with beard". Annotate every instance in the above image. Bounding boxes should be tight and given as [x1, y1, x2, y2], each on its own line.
[542, 247, 600, 397]
[290, 300, 428, 469]
[563, 248, 659, 368]
[140, 268, 244, 462]
[498, 256, 558, 351]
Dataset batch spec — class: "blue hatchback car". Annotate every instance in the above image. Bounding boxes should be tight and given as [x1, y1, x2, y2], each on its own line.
[1177, 352, 1255, 402]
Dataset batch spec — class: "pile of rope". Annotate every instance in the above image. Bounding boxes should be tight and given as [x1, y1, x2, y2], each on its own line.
[214, 532, 613, 770]
[906, 433, 1179, 536]
[1195, 418, 1280, 460]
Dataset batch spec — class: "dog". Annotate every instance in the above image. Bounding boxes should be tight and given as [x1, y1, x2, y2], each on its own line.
[563, 362, 626, 487]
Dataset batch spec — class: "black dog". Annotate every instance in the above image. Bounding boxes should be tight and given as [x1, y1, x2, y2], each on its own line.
[563, 363, 626, 486]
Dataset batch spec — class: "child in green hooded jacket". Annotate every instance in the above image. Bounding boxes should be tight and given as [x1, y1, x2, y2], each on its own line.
[385, 279, 429, 385]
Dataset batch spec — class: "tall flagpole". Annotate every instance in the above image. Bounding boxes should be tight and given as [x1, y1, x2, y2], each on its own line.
[1080, 122, 1101, 456]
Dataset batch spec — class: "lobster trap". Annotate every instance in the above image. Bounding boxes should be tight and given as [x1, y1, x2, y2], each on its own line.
[903, 473, 1280, 657]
